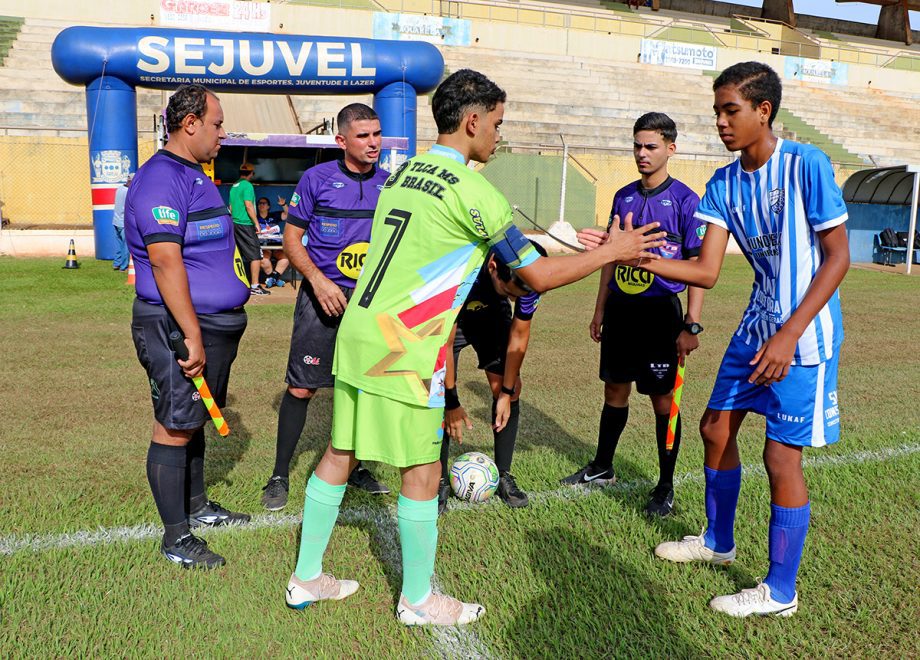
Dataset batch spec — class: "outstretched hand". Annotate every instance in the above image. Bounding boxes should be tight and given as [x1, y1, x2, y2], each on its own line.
[577, 213, 666, 263]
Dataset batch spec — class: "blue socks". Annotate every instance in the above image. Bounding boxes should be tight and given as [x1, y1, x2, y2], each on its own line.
[702, 465, 742, 553]
[764, 502, 811, 604]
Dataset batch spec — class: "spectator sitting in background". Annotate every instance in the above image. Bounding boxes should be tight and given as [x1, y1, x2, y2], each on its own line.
[257, 195, 290, 287]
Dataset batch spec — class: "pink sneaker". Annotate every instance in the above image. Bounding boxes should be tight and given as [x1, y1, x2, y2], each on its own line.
[285, 572, 359, 610]
[396, 592, 485, 626]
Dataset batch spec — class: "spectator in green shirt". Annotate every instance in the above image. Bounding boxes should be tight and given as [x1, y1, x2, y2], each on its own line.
[229, 163, 270, 296]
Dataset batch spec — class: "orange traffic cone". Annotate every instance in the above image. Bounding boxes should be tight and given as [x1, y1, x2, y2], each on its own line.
[126, 255, 136, 286]
[62, 239, 80, 269]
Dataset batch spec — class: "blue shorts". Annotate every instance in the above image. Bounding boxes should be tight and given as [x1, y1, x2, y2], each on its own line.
[708, 336, 841, 447]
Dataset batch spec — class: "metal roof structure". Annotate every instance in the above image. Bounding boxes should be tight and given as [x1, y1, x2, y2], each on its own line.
[843, 163, 920, 274]
[843, 164, 920, 204]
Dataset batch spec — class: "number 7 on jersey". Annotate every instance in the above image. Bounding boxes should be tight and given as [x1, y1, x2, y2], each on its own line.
[358, 209, 411, 308]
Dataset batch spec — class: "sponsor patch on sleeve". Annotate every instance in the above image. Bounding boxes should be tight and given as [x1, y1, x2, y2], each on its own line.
[696, 224, 707, 239]
[152, 206, 180, 226]
[290, 192, 301, 208]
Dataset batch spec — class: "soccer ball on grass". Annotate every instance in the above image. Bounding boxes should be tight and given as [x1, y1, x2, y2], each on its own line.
[449, 452, 500, 503]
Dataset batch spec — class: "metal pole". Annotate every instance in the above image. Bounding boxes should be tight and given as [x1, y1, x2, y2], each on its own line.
[559, 133, 568, 224]
[907, 167, 919, 275]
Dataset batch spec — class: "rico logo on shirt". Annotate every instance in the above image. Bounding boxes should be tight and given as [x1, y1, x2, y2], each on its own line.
[614, 264, 654, 294]
[337, 242, 369, 280]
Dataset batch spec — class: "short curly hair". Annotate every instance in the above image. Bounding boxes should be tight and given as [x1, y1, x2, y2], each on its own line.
[432, 69, 506, 134]
[713, 62, 782, 127]
[165, 85, 216, 133]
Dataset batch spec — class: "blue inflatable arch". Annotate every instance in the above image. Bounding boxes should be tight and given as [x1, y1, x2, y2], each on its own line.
[51, 26, 444, 259]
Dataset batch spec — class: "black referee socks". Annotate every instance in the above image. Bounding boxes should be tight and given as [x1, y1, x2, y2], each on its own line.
[492, 398, 520, 474]
[655, 412, 681, 489]
[147, 442, 190, 546]
[273, 390, 311, 479]
[594, 404, 629, 469]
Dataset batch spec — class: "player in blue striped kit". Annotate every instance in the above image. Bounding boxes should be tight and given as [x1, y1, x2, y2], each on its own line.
[578, 62, 850, 617]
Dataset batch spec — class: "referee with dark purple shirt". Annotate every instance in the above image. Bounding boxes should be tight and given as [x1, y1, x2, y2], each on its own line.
[126, 85, 250, 569]
[560, 113, 706, 518]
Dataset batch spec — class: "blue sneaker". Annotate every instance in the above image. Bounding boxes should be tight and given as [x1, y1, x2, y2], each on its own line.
[265, 276, 277, 288]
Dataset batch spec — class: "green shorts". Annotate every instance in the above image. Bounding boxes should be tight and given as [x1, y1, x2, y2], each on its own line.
[332, 379, 445, 468]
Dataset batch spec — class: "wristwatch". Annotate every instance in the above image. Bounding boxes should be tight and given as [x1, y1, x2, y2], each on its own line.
[683, 322, 704, 335]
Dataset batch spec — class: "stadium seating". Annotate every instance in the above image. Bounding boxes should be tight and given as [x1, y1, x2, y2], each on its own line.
[1, 13, 919, 168]
[0, 15, 24, 67]
[0, 18, 165, 136]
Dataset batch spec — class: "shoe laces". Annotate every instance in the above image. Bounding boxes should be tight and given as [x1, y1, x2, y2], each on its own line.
[501, 472, 522, 494]
[420, 593, 461, 620]
[311, 573, 340, 599]
[263, 477, 288, 494]
[732, 582, 770, 605]
[679, 533, 706, 547]
[175, 534, 210, 557]
[204, 500, 229, 515]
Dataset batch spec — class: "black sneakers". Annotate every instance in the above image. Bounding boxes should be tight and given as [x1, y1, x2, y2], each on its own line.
[161, 533, 225, 569]
[347, 465, 390, 494]
[560, 461, 616, 486]
[261, 476, 290, 511]
[188, 500, 251, 529]
[497, 472, 529, 508]
[437, 478, 451, 516]
[645, 484, 675, 517]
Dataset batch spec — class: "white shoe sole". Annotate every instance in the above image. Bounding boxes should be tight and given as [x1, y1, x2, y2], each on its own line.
[710, 601, 798, 617]
[396, 603, 485, 626]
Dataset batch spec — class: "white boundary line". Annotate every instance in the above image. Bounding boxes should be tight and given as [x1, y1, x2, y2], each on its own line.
[2, 443, 917, 660]
[3, 442, 917, 557]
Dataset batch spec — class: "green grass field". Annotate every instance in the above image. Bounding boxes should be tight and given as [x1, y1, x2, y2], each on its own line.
[1, 256, 918, 657]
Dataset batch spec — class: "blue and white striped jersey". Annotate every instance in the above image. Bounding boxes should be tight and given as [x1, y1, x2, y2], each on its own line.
[695, 139, 847, 365]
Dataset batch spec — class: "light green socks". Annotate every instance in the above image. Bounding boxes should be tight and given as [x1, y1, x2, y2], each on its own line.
[294, 473, 346, 581]
[398, 493, 439, 605]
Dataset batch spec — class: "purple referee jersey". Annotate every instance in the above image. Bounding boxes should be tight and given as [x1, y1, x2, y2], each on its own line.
[286, 159, 390, 288]
[125, 150, 250, 314]
[606, 176, 704, 298]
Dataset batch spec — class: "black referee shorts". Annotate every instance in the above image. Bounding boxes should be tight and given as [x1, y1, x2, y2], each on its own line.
[599, 293, 683, 396]
[454, 299, 513, 376]
[285, 282, 353, 390]
[131, 299, 247, 431]
[233, 222, 262, 264]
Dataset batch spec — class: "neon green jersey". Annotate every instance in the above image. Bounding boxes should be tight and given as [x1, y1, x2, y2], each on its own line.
[332, 145, 538, 407]
[229, 179, 255, 225]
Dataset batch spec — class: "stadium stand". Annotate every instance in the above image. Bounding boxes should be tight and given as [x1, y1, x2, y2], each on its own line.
[0, 15, 24, 68]
[0, 18, 165, 136]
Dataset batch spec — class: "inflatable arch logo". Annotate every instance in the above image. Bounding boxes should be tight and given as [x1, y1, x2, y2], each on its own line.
[51, 26, 443, 259]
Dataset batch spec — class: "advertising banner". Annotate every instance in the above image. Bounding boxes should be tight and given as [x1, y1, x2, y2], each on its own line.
[373, 12, 471, 47]
[640, 39, 717, 70]
[160, 0, 271, 33]
[785, 56, 848, 86]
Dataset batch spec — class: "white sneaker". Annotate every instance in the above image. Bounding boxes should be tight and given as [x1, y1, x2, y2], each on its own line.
[396, 592, 485, 626]
[654, 533, 736, 565]
[285, 572, 359, 610]
[710, 582, 798, 617]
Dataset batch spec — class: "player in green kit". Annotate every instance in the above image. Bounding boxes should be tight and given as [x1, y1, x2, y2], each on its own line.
[284, 69, 666, 625]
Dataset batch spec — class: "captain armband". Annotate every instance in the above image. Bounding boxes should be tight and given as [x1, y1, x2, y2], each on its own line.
[489, 223, 539, 270]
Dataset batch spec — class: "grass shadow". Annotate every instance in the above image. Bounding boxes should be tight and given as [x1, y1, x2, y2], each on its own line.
[203, 394, 251, 489]
[504, 526, 704, 657]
